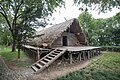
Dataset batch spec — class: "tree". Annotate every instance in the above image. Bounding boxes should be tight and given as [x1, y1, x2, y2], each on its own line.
[0, 0, 64, 52]
[78, 12, 120, 46]
[0, 15, 12, 46]
[74, 0, 120, 12]
[78, 12, 97, 45]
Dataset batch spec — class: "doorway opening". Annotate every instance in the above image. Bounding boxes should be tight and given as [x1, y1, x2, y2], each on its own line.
[62, 36, 68, 46]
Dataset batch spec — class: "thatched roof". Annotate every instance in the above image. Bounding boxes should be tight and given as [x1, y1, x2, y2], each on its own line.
[28, 18, 88, 47]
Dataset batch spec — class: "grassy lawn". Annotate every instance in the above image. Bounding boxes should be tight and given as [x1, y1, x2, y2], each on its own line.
[0, 45, 31, 67]
[54, 52, 120, 80]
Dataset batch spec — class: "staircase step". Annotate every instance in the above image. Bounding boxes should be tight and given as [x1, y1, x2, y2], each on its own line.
[44, 58, 50, 62]
[40, 60, 47, 65]
[46, 56, 54, 59]
[51, 52, 58, 55]
[49, 54, 56, 58]
[54, 51, 61, 53]
[56, 49, 63, 51]
[36, 63, 42, 68]
[31, 66, 38, 72]
[31, 48, 67, 73]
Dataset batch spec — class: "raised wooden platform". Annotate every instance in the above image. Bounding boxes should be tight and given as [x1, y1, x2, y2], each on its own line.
[55, 46, 100, 52]
[23, 45, 101, 73]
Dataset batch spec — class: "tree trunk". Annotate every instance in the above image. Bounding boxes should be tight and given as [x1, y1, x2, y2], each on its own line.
[12, 37, 16, 52]
[18, 43, 20, 59]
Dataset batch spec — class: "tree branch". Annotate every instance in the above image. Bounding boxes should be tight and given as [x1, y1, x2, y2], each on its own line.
[0, 5, 12, 32]
[12, 0, 23, 28]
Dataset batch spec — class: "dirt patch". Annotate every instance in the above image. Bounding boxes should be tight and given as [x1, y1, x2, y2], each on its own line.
[0, 53, 101, 80]
[5, 57, 34, 70]
[30, 58, 97, 80]
[0, 56, 28, 80]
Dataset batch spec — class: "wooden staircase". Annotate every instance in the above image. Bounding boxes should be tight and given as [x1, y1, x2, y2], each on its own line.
[31, 48, 67, 73]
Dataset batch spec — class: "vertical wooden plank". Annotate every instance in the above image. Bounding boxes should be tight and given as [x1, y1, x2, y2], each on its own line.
[70, 52, 73, 64]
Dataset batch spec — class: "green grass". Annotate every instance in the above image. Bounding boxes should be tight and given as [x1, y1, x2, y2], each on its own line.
[54, 52, 120, 80]
[0, 45, 31, 67]
[89, 52, 120, 71]
[101, 46, 120, 48]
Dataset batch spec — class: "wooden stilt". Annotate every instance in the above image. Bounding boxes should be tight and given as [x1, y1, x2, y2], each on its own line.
[70, 52, 73, 64]
[88, 50, 90, 59]
[37, 49, 40, 60]
[90, 50, 93, 58]
[92, 49, 94, 57]
[98, 48, 101, 54]
[83, 51, 85, 60]
[62, 54, 64, 60]
[78, 52, 82, 61]
[96, 49, 98, 56]
[89, 50, 91, 58]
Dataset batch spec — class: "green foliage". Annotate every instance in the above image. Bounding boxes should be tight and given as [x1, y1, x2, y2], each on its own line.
[54, 52, 120, 80]
[74, 0, 120, 12]
[0, 0, 65, 52]
[0, 27, 12, 45]
[78, 12, 120, 46]
[55, 69, 120, 80]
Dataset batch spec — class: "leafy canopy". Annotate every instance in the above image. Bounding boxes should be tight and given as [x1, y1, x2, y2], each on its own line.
[78, 12, 120, 46]
[0, 0, 64, 52]
[74, 0, 120, 12]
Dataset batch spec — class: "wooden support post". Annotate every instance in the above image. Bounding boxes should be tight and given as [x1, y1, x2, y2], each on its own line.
[91, 49, 94, 57]
[98, 48, 101, 54]
[37, 49, 40, 60]
[90, 50, 92, 58]
[93, 50, 94, 57]
[88, 50, 90, 59]
[78, 52, 82, 61]
[97, 48, 99, 55]
[83, 51, 85, 60]
[70, 52, 73, 64]
[62, 54, 64, 60]
[95, 49, 97, 56]
[96, 49, 98, 56]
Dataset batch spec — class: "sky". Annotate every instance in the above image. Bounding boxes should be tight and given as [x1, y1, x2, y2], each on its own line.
[40, 0, 120, 30]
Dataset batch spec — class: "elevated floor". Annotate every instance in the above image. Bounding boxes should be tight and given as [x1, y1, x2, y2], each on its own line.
[55, 46, 101, 52]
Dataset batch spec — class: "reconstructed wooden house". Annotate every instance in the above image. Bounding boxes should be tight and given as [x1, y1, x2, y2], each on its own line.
[23, 18, 101, 73]
[28, 18, 88, 48]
